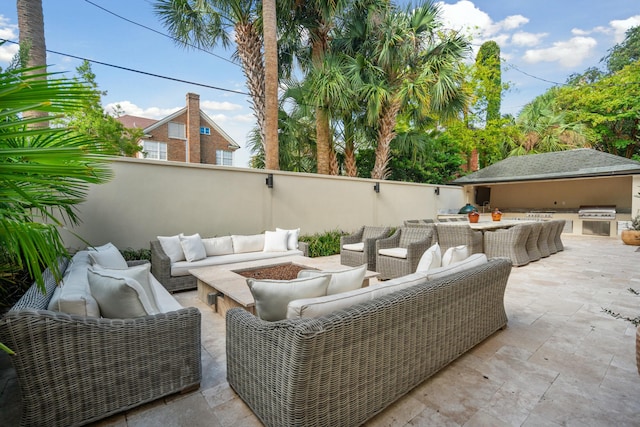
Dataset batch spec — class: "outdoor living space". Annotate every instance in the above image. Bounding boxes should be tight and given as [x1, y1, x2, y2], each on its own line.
[2, 234, 639, 426]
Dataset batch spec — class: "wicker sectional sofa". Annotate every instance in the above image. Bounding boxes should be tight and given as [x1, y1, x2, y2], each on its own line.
[226, 256, 512, 427]
[151, 232, 309, 292]
[0, 251, 202, 427]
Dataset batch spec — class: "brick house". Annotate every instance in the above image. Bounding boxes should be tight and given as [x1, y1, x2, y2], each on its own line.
[117, 93, 240, 165]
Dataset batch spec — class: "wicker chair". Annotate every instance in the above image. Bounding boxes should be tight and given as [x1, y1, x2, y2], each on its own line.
[403, 221, 438, 246]
[553, 219, 565, 251]
[375, 227, 433, 280]
[434, 223, 484, 254]
[524, 222, 542, 262]
[483, 224, 531, 266]
[340, 226, 391, 271]
[537, 221, 553, 257]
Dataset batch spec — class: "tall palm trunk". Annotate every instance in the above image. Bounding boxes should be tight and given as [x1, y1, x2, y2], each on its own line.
[372, 100, 401, 179]
[235, 22, 266, 152]
[17, 0, 48, 124]
[262, 0, 279, 170]
[312, 35, 333, 175]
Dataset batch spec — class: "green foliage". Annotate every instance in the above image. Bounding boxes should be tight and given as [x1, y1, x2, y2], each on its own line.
[299, 230, 348, 257]
[474, 40, 502, 123]
[604, 26, 640, 73]
[631, 215, 640, 231]
[120, 248, 152, 261]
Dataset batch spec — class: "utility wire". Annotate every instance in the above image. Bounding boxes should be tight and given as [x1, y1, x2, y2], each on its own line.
[0, 38, 250, 96]
[82, 0, 239, 67]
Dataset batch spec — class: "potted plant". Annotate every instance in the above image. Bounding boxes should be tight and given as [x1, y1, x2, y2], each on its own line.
[621, 214, 640, 245]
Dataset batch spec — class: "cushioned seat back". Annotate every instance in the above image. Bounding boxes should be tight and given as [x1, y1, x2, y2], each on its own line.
[362, 226, 389, 241]
[398, 227, 432, 248]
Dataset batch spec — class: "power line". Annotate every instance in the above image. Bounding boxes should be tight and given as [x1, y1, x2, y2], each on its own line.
[507, 63, 564, 86]
[82, 0, 239, 67]
[0, 38, 250, 96]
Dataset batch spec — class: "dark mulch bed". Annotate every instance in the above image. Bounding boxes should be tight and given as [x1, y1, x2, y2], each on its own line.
[236, 263, 316, 281]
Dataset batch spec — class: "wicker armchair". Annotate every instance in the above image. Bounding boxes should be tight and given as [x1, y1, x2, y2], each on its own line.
[434, 223, 484, 254]
[545, 221, 559, 254]
[483, 224, 531, 266]
[524, 222, 542, 262]
[376, 227, 433, 280]
[340, 226, 391, 271]
[151, 239, 197, 292]
[0, 258, 202, 427]
[553, 219, 565, 251]
[537, 221, 552, 257]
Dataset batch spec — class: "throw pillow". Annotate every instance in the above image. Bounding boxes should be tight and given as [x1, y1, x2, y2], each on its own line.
[441, 245, 469, 267]
[276, 227, 300, 250]
[263, 229, 289, 252]
[87, 267, 159, 318]
[157, 234, 185, 263]
[342, 242, 364, 252]
[426, 253, 488, 280]
[297, 264, 367, 295]
[232, 234, 265, 253]
[88, 243, 128, 269]
[416, 243, 442, 272]
[91, 263, 160, 314]
[180, 233, 207, 262]
[202, 236, 234, 256]
[247, 275, 331, 321]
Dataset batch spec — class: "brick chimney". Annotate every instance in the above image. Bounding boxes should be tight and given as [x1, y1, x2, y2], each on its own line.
[186, 93, 201, 163]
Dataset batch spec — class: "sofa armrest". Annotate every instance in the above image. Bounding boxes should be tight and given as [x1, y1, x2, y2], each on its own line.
[340, 227, 365, 246]
[0, 307, 201, 427]
[376, 230, 401, 251]
[298, 241, 309, 257]
[150, 240, 172, 286]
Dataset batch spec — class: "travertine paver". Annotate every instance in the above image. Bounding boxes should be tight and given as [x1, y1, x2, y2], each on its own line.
[1, 234, 639, 426]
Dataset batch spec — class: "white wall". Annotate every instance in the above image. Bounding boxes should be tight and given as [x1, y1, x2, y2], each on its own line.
[62, 158, 464, 250]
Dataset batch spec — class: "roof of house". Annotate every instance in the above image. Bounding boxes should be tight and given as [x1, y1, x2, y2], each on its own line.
[116, 115, 159, 129]
[451, 148, 640, 185]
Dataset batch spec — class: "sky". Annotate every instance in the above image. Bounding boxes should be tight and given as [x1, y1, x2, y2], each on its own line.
[1, 0, 639, 167]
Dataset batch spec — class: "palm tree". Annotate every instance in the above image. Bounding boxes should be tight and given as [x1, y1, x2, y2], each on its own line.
[1, 66, 113, 353]
[16, 0, 48, 124]
[262, 0, 279, 169]
[154, 0, 272, 163]
[340, 1, 469, 179]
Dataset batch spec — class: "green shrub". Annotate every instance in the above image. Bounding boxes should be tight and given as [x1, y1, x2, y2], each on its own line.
[120, 248, 152, 261]
[299, 230, 348, 257]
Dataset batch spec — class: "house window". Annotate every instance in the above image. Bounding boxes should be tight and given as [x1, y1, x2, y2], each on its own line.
[168, 122, 186, 139]
[200, 126, 211, 135]
[216, 150, 233, 166]
[142, 140, 167, 161]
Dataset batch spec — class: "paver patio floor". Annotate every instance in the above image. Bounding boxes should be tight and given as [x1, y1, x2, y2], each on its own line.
[1, 234, 640, 426]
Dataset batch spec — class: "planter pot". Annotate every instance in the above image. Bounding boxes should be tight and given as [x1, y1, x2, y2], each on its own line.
[491, 209, 502, 222]
[621, 230, 640, 246]
[468, 211, 480, 223]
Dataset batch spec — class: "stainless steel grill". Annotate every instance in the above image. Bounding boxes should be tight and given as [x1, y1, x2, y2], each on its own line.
[578, 205, 616, 220]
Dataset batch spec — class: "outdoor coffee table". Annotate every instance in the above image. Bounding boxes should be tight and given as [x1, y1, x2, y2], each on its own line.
[190, 255, 379, 317]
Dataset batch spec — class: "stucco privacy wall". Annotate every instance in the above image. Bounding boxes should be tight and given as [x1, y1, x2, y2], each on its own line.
[61, 157, 463, 250]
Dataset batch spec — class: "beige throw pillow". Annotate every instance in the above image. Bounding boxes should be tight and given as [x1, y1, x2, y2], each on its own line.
[263, 230, 289, 252]
[88, 267, 159, 318]
[441, 245, 469, 267]
[91, 263, 160, 314]
[88, 243, 128, 269]
[247, 275, 331, 321]
[416, 243, 442, 272]
[180, 233, 207, 262]
[276, 227, 300, 250]
[157, 234, 185, 263]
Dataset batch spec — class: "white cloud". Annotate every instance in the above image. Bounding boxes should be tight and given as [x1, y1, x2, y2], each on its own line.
[610, 15, 640, 42]
[522, 36, 597, 68]
[572, 26, 609, 36]
[0, 15, 19, 64]
[511, 31, 547, 47]
[200, 100, 242, 111]
[438, 1, 528, 39]
[104, 100, 181, 119]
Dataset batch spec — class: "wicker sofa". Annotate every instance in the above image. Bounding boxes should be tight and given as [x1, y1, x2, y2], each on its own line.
[0, 253, 202, 427]
[151, 232, 309, 292]
[227, 257, 512, 427]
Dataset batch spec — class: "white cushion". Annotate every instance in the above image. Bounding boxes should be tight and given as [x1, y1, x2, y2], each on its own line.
[247, 275, 331, 321]
[202, 236, 234, 256]
[170, 249, 304, 276]
[426, 253, 488, 280]
[91, 263, 160, 314]
[276, 227, 300, 250]
[157, 234, 185, 263]
[287, 286, 374, 319]
[263, 230, 289, 252]
[370, 271, 430, 299]
[342, 242, 364, 252]
[87, 267, 159, 318]
[441, 245, 469, 267]
[297, 264, 367, 295]
[378, 247, 407, 259]
[180, 233, 206, 262]
[88, 243, 128, 269]
[416, 243, 441, 272]
[47, 251, 100, 317]
[232, 234, 265, 253]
